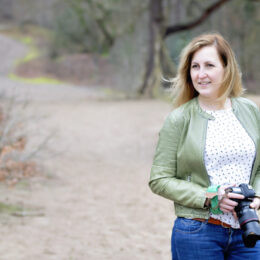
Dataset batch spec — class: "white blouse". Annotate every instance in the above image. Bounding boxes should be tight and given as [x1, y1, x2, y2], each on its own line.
[204, 108, 256, 228]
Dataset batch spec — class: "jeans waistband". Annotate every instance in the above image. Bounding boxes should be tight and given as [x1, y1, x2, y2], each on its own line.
[193, 217, 232, 228]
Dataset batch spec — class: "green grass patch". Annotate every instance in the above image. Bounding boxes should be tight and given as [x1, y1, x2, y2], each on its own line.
[0, 202, 23, 215]
[16, 48, 40, 65]
[16, 36, 40, 64]
[9, 73, 62, 85]
[20, 36, 33, 45]
[0, 23, 50, 70]
[0, 23, 52, 43]
[0, 201, 45, 217]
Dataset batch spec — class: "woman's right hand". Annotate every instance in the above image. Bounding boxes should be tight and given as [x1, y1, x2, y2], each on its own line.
[217, 185, 244, 214]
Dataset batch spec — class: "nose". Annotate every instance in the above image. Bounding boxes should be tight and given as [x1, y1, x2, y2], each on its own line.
[198, 69, 207, 78]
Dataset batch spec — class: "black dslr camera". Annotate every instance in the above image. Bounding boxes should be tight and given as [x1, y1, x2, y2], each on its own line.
[226, 184, 260, 248]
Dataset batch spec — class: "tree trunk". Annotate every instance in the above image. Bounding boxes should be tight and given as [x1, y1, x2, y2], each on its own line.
[160, 41, 176, 80]
[139, 0, 165, 97]
[139, 0, 231, 97]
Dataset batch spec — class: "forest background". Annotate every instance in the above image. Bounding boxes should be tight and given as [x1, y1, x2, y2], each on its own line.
[0, 0, 259, 260]
[0, 0, 259, 96]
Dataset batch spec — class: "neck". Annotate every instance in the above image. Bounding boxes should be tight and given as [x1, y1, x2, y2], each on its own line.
[198, 96, 231, 111]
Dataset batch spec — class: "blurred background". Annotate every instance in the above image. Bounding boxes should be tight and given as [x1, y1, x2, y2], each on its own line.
[0, 0, 259, 96]
[0, 0, 259, 260]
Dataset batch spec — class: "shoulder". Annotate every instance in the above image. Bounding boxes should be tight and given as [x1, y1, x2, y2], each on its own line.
[233, 97, 259, 112]
[233, 97, 260, 123]
[234, 96, 258, 107]
[168, 98, 195, 121]
[162, 99, 195, 131]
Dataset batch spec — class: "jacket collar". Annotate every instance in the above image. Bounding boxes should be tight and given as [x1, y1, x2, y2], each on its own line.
[194, 97, 215, 120]
[194, 96, 238, 121]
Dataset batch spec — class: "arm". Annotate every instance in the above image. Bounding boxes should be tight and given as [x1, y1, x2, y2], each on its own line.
[252, 165, 260, 197]
[251, 103, 260, 210]
[250, 102, 260, 210]
[251, 165, 260, 210]
[149, 114, 207, 209]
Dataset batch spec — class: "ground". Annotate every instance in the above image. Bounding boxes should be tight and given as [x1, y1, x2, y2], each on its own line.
[0, 34, 174, 260]
[0, 33, 259, 260]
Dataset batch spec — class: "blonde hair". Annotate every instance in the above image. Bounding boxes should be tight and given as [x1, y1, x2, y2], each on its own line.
[172, 33, 244, 108]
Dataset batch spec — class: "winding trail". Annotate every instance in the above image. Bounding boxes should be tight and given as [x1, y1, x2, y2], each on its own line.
[0, 34, 173, 259]
[0, 34, 105, 102]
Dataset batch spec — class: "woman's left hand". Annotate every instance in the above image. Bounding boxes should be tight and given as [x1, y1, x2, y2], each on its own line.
[250, 197, 260, 210]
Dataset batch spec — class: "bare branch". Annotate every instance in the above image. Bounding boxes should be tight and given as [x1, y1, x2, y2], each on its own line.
[164, 0, 231, 37]
[21, 131, 56, 161]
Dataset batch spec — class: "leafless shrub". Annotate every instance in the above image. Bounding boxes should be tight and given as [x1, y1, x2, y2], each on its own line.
[0, 93, 56, 186]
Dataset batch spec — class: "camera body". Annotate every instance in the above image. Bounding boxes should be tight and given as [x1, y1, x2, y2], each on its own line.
[226, 183, 260, 248]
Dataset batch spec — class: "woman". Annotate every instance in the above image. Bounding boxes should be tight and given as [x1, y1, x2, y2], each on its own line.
[149, 33, 260, 259]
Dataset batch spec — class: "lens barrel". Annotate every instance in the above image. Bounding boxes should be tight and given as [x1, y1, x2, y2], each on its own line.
[232, 186, 260, 248]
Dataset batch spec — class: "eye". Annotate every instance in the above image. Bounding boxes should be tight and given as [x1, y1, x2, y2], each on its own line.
[206, 63, 214, 67]
[191, 64, 199, 69]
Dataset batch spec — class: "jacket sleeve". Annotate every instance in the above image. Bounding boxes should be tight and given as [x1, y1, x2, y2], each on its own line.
[251, 104, 260, 197]
[253, 165, 260, 197]
[149, 114, 207, 209]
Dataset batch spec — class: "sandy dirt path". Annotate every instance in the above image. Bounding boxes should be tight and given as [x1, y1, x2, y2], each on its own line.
[0, 33, 259, 260]
[0, 34, 175, 259]
[0, 100, 174, 260]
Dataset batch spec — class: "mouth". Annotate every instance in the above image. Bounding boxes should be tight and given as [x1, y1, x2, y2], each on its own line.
[198, 81, 211, 86]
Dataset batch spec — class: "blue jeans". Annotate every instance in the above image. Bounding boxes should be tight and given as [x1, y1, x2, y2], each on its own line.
[171, 217, 260, 260]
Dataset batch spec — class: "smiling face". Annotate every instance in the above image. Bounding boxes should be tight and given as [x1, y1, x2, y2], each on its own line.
[190, 45, 225, 101]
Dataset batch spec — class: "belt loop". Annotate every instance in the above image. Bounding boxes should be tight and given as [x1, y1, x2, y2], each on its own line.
[221, 221, 230, 229]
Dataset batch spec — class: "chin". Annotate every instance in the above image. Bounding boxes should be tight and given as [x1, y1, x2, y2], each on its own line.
[197, 90, 213, 96]
[198, 92, 217, 99]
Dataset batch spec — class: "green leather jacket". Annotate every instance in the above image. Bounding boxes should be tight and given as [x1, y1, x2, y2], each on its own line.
[149, 97, 260, 219]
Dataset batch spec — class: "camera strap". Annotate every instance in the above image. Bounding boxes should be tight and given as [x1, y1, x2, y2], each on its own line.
[206, 185, 223, 214]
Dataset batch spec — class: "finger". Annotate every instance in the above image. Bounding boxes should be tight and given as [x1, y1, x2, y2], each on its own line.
[250, 202, 256, 209]
[227, 193, 244, 200]
[220, 209, 230, 213]
[250, 201, 260, 209]
[218, 185, 234, 200]
[219, 207, 232, 213]
[252, 198, 260, 209]
[232, 211, 238, 220]
[218, 187, 226, 200]
[221, 198, 238, 207]
[219, 203, 235, 212]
